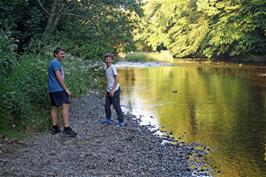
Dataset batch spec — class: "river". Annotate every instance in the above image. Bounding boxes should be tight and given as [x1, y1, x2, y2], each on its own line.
[117, 61, 266, 177]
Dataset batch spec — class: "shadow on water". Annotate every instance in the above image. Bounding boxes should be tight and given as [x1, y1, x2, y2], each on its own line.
[118, 63, 266, 177]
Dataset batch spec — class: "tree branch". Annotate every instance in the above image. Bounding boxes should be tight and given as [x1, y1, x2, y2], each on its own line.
[63, 12, 92, 20]
[36, 0, 50, 14]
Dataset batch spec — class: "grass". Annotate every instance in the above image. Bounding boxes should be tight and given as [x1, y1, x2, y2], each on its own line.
[125, 51, 173, 62]
[0, 54, 104, 138]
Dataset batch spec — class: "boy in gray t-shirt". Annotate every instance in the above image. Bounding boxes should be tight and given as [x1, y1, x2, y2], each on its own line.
[101, 53, 125, 127]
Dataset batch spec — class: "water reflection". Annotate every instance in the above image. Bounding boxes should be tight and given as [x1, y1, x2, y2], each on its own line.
[119, 65, 266, 177]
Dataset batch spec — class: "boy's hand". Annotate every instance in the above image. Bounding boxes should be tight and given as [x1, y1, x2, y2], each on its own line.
[110, 90, 115, 97]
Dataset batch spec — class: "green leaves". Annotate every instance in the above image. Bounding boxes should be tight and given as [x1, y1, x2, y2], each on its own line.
[0, 0, 142, 58]
[0, 33, 18, 80]
[0, 54, 102, 135]
[136, 0, 266, 59]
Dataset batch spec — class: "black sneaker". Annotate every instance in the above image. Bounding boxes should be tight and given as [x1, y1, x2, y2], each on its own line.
[63, 127, 77, 137]
[51, 126, 61, 135]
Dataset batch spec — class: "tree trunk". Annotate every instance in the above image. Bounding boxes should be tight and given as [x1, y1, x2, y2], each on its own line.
[44, 0, 64, 33]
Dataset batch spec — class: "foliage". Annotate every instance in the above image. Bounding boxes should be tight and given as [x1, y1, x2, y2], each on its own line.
[0, 0, 142, 59]
[0, 55, 50, 135]
[58, 0, 141, 59]
[0, 54, 102, 137]
[136, 0, 266, 59]
[202, 0, 266, 58]
[0, 0, 47, 53]
[0, 33, 18, 82]
[126, 51, 173, 62]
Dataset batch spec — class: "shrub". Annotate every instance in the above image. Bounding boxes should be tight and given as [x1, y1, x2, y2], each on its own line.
[0, 54, 103, 138]
[0, 33, 18, 81]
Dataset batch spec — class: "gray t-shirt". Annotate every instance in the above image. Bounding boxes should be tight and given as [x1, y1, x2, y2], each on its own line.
[106, 64, 120, 92]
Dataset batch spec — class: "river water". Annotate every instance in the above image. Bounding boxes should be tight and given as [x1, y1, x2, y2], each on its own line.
[117, 62, 266, 177]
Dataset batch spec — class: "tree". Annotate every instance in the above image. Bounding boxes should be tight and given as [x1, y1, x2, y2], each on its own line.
[136, 0, 266, 59]
[0, 0, 143, 58]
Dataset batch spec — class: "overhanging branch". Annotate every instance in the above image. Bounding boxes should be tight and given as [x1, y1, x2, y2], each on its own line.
[63, 12, 92, 20]
[37, 0, 49, 14]
[37, 0, 91, 21]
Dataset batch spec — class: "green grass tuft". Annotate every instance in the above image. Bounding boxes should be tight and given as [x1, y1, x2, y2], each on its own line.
[126, 51, 173, 62]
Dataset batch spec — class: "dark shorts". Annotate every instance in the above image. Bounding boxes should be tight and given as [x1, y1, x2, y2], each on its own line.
[49, 91, 70, 107]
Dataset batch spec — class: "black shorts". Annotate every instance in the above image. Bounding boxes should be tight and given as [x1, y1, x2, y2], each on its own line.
[49, 91, 70, 107]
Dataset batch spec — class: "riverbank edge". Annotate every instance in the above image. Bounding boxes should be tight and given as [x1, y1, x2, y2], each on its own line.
[120, 52, 266, 66]
[172, 58, 266, 67]
[0, 91, 213, 177]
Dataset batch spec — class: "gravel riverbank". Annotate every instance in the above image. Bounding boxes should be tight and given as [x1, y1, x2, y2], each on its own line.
[0, 92, 211, 177]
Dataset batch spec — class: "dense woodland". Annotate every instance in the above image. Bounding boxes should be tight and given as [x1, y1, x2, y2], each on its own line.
[136, 0, 265, 59]
[0, 0, 265, 136]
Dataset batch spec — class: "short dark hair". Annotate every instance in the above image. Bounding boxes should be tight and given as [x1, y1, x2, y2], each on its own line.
[54, 47, 64, 57]
[103, 52, 114, 59]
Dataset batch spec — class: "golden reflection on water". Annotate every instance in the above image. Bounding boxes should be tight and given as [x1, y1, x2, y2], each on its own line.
[265, 144, 266, 161]
[119, 65, 266, 177]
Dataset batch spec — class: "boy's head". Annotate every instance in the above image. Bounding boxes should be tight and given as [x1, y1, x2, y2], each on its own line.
[54, 47, 65, 60]
[104, 53, 114, 67]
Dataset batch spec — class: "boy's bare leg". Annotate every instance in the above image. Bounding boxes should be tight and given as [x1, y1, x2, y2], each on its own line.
[50, 106, 58, 126]
[62, 103, 70, 127]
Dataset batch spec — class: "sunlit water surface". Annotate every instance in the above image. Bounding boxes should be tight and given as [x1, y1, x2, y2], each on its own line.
[118, 62, 266, 177]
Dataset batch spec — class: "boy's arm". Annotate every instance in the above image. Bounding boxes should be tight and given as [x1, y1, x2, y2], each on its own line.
[110, 75, 119, 97]
[55, 71, 72, 95]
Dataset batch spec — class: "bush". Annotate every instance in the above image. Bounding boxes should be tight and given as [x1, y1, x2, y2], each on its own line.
[0, 33, 18, 81]
[0, 55, 50, 137]
[0, 54, 102, 138]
